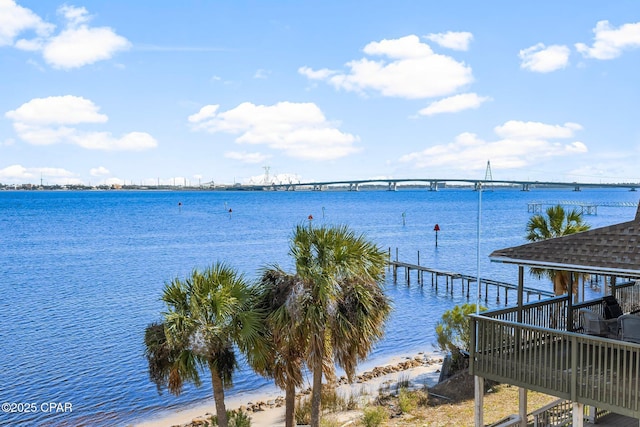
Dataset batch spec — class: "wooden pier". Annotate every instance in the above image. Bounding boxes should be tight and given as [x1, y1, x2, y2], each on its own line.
[388, 259, 555, 305]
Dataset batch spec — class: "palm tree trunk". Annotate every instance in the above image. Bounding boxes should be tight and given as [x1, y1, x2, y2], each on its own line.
[310, 358, 323, 427]
[208, 361, 228, 427]
[285, 379, 296, 427]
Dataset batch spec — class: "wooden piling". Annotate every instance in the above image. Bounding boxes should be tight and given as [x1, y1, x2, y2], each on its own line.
[388, 259, 554, 304]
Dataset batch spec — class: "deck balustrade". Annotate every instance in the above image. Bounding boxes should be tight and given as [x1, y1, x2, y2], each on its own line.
[470, 279, 640, 419]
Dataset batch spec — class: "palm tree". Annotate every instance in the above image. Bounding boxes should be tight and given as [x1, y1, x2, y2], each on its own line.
[526, 205, 590, 295]
[290, 224, 392, 427]
[255, 266, 307, 427]
[144, 262, 266, 427]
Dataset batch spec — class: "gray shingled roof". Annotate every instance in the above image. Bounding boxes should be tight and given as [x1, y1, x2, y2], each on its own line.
[490, 203, 640, 277]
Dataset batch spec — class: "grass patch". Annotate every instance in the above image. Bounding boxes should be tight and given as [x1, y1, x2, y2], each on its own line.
[295, 387, 353, 425]
[350, 383, 557, 426]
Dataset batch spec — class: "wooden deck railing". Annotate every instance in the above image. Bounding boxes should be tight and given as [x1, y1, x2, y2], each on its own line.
[483, 295, 569, 329]
[469, 315, 640, 419]
[480, 280, 640, 332]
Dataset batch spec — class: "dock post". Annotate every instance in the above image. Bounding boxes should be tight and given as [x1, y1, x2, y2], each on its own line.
[417, 251, 421, 285]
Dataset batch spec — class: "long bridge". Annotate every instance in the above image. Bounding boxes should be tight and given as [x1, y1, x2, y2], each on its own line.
[228, 178, 640, 192]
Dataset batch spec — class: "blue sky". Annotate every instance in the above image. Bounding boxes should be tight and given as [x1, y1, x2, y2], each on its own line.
[2, 1, 640, 186]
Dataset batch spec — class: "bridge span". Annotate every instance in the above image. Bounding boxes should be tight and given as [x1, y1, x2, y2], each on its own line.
[238, 178, 639, 192]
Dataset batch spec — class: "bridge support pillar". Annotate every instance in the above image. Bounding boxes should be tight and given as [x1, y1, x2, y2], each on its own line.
[349, 183, 359, 191]
[429, 181, 439, 191]
[388, 182, 397, 191]
[521, 183, 530, 191]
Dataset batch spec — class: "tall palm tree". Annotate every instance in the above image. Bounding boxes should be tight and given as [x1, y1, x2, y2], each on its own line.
[144, 262, 266, 427]
[254, 266, 307, 427]
[526, 205, 590, 295]
[290, 224, 392, 427]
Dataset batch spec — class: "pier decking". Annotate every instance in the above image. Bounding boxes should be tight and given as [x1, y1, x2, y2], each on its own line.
[388, 259, 555, 304]
[527, 200, 639, 215]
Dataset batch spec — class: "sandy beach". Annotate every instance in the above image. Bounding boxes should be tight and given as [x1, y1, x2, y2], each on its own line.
[135, 351, 444, 427]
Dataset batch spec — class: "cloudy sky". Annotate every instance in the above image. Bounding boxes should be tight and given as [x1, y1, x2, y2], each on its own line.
[2, 1, 640, 186]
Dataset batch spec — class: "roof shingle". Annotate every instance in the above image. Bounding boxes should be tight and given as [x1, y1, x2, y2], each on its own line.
[490, 203, 640, 277]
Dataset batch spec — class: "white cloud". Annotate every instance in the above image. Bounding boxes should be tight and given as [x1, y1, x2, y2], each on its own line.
[424, 31, 473, 51]
[189, 101, 360, 160]
[576, 20, 640, 60]
[225, 151, 271, 164]
[90, 166, 110, 176]
[398, 120, 587, 172]
[253, 69, 270, 79]
[188, 104, 219, 126]
[298, 66, 337, 80]
[0, 164, 78, 184]
[5, 95, 157, 151]
[58, 4, 91, 27]
[494, 120, 582, 139]
[6, 95, 108, 125]
[8, 3, 130, 69]
[0, 0, 54, 46]
[72, 131, 157, 151]
[42, 4, 131, 69]
[43, 25, 130, 69]
[363, 35, 433, 58]
[519, 43, 570, 72]
[418, 93, 491, 116]
[299, 35, 473, 99]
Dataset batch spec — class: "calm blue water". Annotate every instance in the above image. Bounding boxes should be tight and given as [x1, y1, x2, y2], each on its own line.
[1, 188, 637, 426]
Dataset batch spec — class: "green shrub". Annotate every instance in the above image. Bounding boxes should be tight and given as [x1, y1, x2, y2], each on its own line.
[319, 417, 341, 427]
[294, 397, 311, 425]
[209, 410, 251, 427]
[435, 303, 487, 372]
[362, 405, 388, 427]
[398, 388, 417, 413]
[229, 410, 251, 427]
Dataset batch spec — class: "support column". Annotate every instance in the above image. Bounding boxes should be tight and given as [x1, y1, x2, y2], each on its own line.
[517, 266, 524, 324]
[585, 405, 596, 423]
[572, 402, 584, 427]
[518, 388, 527, 426]
[474, 376, 484, 427]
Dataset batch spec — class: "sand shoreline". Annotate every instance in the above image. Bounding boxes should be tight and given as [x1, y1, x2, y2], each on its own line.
[135, 350, 444, 427]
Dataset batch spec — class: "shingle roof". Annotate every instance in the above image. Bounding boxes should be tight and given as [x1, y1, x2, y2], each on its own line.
[490, 203, 640, 277]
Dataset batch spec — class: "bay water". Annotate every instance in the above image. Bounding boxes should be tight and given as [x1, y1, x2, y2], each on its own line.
[1, 187, 637, 426]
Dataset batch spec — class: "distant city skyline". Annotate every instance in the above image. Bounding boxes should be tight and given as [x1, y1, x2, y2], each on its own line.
[2, 1, 640, 186]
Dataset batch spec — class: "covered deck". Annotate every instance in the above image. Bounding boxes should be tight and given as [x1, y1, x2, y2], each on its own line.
[471, 203, 640, 426]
